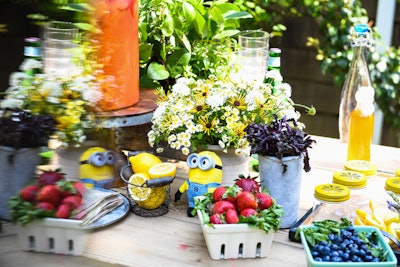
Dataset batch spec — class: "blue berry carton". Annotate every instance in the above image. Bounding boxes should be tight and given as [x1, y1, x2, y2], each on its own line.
[300, 225, 397, 267]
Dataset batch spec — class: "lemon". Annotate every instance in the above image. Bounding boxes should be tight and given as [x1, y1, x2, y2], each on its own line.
[365, 214, 386, 230]
[355, 208, 367, 220]
[354, 215, 364, 226]
[129, 152, 162, 174]
[372, 206, 390, 225]
[388, 222, 400, 241]
[128, 173, 151, 201]
[137, 187, 167, 210]
[148, 162, 177, 179]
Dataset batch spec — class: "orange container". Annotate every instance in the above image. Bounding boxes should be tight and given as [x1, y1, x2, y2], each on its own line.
[93, 0, 139, 111]
[347, 109, 374, 161]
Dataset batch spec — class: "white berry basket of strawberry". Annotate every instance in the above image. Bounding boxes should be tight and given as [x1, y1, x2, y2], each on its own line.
[8, 169, 90, 255]
[194, 178, 284, 260]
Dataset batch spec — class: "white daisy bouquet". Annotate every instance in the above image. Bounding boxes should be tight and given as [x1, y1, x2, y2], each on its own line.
[148, 72, 314, 156]
[1, 58, 103, 146]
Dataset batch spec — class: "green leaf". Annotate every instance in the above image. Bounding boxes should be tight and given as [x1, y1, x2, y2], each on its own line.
[147, 62, 170, 80]
[139, 43, 153, 63]
[166, 49, 191, 78]
[161, 12, 175, 37]
[182, 2, 196, 24]
[193, 10, 207, 38]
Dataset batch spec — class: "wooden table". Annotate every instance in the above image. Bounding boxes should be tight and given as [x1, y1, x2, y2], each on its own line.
[81, 136, 400, 266]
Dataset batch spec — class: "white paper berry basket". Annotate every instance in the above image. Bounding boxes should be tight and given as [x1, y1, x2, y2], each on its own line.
[197, 210, 275, 260]
[16, 218, 89, 255]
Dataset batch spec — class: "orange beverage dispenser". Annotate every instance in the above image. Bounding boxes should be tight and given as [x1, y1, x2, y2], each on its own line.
[92, 0, 139, 111]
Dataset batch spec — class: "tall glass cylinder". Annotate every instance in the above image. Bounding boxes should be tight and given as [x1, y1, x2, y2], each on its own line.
[338, 24, 374, 161]
[92, 0, 140, 111]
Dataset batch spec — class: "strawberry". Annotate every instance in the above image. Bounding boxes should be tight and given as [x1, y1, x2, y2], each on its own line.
[61, 195, 82, 210]
[36, 185, 62, 206]
[256, 192, 273, 210]
[55, 204, 71, 219]
[212, 186, 227, 203]
[37, 168, 65, 185]
[212, 200, 236, 214]
[210, 213, 223, 224]
[236, 191, 258, 212]
[225, 209, 239, 224]
[37, 201, 55, 211]
[73, 181, 87, 198]
[20, 185, 40, 203]
[240, 208, 257, 218]
[234, 174, 260, 193]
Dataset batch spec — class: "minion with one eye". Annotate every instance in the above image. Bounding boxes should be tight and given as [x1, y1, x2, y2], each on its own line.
[174, 151, 223, 217]
[79, 147, 116, 189]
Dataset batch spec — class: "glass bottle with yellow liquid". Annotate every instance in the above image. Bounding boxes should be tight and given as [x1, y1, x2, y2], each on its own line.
[338, 24, 375, 161]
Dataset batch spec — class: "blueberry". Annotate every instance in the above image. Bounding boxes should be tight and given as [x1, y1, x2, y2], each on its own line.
[311, 251, 319, 258]
[330, 251, 339, 258]
[321, 246, 330, 255]
[322, 255, 331, 261]
[364, 255, 373, 262]
[342, 252, 350, 260]
[320, 240, 328, 246]
[332, 256, 342, 262]
[314, 257, 323, 262]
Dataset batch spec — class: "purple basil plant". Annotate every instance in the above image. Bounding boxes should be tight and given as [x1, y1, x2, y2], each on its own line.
[0, 109, 56, 149]
[246, 116, 316, 173]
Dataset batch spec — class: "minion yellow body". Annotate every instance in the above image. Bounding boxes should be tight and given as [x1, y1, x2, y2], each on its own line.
[79, 147, 116, 189]
[174, 151, 223, 216]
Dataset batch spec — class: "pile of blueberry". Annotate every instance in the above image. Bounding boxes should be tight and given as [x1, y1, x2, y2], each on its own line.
[310, 226, 382, 262]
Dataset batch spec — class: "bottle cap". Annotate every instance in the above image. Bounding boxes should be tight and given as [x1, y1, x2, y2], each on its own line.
[314, 183, 350, 202]
[344, 160, 377, 176]
[332, 170, 367, 189]
[385, 177, 400, 195]
[355, 24, 369, 34]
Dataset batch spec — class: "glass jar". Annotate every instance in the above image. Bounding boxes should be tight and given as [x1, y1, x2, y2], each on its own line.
[312, 183, 350, 223]
[332, 170, 367, 220]
[385, 177, 400, 195]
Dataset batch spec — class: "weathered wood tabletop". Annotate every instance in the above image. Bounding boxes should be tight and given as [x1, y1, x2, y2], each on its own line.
[81, 136, 400, 267]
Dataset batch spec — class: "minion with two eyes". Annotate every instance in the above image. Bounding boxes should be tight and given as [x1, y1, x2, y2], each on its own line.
[79, 147, 116, 189]
[174, 151, 223, 217]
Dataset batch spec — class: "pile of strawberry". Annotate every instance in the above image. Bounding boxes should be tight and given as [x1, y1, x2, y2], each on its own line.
[194, 175, 284, 234]
[8, 169, 86, 224]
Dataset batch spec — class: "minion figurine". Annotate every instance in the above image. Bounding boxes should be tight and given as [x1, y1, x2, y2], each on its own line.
[174, 151, 223, 217]
[79, 147, 116, 189]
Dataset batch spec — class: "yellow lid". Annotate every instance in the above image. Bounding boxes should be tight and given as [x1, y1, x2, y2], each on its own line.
[385, 177, 400, 194]
[314, 183, 350, 202]
[332, 170, 367, 189]
[395, 169, 400, 177]
[344, 160, 377, 176]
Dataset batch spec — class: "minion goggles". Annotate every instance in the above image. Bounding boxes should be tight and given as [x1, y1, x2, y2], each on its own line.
[187, 153, 222, 171]
[80, 151, 116, 167]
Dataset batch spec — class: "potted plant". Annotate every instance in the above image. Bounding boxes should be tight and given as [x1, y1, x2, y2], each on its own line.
[245, 116, 316, 228]
[0, 58, 103, 147]
[147, 72, 307, 184]
[0, 108, 56, 220]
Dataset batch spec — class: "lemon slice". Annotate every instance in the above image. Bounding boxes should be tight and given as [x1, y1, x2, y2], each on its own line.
[354, 215, 364, 226]
[129, 152, 162, 174]
[148, 162, 177, 179]
[388, 222, 400, 241]
[355, 208, 367, 220]
[365, 214, 386, 230]
[128, 173, 151, 201]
